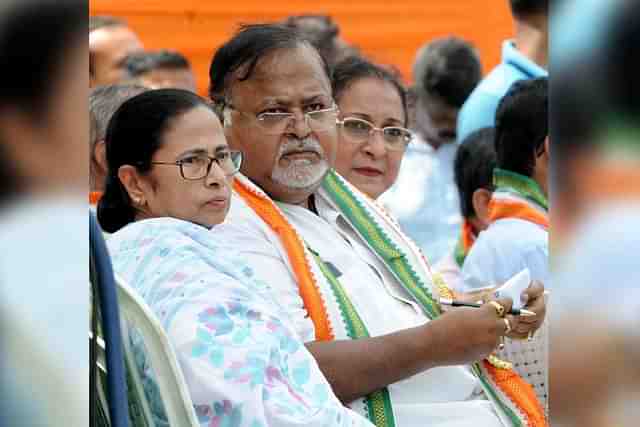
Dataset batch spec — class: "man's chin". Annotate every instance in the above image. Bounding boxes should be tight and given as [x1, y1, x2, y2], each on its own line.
[267, 169, 329, 203]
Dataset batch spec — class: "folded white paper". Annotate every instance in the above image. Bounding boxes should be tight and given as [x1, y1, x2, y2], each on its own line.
[493, 268, 531, 310]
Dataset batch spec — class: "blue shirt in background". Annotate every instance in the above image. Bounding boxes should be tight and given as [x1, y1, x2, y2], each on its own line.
[457, 40, 548, 144]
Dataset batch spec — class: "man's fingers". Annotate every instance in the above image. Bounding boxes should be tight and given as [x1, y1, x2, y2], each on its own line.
[522, 280, 544, 304]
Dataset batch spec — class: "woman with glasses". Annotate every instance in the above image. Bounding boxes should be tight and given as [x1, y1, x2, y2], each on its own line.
[98, 89, 242, 232]
[99, 89, 375, 427]
[332, 56, 413, 200]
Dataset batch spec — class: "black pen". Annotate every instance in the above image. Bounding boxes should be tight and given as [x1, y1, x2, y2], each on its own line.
[439, 298, 536, 317]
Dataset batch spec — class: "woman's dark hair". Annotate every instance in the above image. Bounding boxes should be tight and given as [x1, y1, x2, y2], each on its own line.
[454, 127, 497, 218]
[97, 89, 210, 233]
[332, 56, 409, 127]
[208, 23, 331, 107]
[0, 0, 85, 204]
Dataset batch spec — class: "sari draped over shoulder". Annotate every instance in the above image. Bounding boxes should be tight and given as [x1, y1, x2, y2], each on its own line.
[107, 217, 374, 427]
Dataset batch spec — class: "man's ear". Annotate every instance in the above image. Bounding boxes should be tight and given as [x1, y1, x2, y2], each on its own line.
[94, 140, 107, 172]
[472, 188, 493, 228]
[536, 136, 550, 159]
[89, 51, 98, 87]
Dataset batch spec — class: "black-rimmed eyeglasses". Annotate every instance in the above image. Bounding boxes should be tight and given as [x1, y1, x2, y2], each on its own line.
[150, 150, 243, 180]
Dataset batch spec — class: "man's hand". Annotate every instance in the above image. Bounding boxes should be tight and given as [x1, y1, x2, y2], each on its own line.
[507, 280, 546, 339]
[426, 297, 513, 365]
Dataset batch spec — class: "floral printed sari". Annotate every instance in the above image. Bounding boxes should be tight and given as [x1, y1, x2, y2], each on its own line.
[108, 217, 372, 427]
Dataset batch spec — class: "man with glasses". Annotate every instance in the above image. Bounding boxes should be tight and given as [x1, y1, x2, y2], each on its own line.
[210, 24, 547, 427]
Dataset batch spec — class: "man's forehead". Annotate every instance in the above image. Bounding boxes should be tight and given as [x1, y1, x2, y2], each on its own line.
[89, 26, 141, 50]
[229, 46, 331, 98]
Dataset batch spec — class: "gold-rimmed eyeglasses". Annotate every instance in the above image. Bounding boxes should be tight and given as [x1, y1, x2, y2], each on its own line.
[337, 117, 413, 151]
[224, 104, 339, 135]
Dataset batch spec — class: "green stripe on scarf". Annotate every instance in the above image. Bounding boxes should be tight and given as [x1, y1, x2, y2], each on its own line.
[309, 249, 396, 427]
[322, 170, 441, 319]
[320, 170, 528, 426]
[453, 237, 466, 268]
[472, 363, 523, 427]
[493, 168, 548, 211]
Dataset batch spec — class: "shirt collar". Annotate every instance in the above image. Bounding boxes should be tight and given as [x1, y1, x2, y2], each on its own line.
[276, 193, 342, 226]
[313, 193, 341, 225]
[502, 40, 548, 78]
[493, 168, 548, 211]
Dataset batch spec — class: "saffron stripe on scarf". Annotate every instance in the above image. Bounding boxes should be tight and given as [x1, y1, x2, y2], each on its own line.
[233, 179, 334, 341]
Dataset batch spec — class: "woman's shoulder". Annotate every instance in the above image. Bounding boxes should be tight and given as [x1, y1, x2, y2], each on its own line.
[107, 217, 214, 253]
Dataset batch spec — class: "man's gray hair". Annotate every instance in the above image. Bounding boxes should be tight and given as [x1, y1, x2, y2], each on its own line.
[89, 15, 126, 33]
[89, 84, 148, 146]
[412, 36, 482, 108]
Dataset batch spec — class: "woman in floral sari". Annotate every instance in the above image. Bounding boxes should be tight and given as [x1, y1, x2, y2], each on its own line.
[98, 89, 373, 427]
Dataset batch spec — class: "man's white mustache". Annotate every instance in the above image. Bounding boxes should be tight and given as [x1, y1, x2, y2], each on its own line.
[277, 138, 324, 159]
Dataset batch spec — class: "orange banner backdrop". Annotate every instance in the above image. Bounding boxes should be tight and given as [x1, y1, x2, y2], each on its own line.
[90, 0, 514, 96]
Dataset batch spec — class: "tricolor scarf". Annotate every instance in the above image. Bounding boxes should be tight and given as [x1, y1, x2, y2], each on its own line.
[454, 219, 477, 267]
[488, 169, 549, 229]
[232, 170, 547, 427]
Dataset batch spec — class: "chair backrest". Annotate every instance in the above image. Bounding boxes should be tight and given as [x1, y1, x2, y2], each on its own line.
[497, 317, 549, 417]
[114, 274, 200, 427]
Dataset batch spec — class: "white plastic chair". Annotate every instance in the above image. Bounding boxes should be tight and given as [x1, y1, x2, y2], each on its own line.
[115, 274, 200, 427]
[496, 316, 549, 417]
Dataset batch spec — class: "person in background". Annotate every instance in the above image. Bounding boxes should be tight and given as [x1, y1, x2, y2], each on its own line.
[436, 127, 496, 292]
[124, 50, 197, 92]
[551, 1, 640, 425]
[89, 84, 148, 207]
[457, 0, 548, 143]
[90, 15, 143, 87]
[283, 14, 359, 68]
[380, 37, 482, 263]
[99, 88, 374, 427]
[0, 1, 87, 425]
[332, 56, 411, 200]
[463, 78, 549, 291]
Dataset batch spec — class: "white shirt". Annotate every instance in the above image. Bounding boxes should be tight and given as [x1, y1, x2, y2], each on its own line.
[461, 218, 549, 292]
[215, 190, 505, 427]
[380, 138, 461, 264]
[278, 195, 429, 334]
[216, 193, 317, 342]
